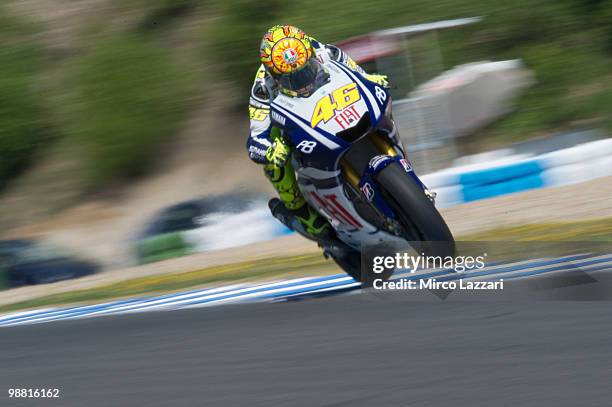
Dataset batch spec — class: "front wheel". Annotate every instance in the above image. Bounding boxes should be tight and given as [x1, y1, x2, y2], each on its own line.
[374, 162, 455, 257]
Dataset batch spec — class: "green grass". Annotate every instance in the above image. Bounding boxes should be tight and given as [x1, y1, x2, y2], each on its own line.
[462, 217, 612, 242]
[66, 33, 192, 184]
[458, 218, 612, 262]
[0, 2, 203, 193]
[0, 253, 334, 314]
[0, 7, 48, 189]
[2, 217, 611, 313]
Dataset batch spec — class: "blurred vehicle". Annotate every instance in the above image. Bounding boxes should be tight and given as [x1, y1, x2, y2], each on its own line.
[135, 193, 289, 264]
[0, 239, 100, 288]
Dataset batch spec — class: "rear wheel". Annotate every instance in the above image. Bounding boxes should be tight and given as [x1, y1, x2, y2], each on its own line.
[375, 162, 455, 257]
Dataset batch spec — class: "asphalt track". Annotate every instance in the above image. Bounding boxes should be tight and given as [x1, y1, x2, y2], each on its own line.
[2, 293, 612, 407]
[4, 252, 612, 327]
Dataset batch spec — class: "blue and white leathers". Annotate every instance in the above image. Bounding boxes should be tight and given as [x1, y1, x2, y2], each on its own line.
[270, 61, 424, 250]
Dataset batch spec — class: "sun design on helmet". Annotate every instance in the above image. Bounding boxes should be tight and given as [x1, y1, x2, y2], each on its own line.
[260, 25, 313, 76]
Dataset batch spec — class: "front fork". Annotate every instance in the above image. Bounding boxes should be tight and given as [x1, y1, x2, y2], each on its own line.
[340, 134, 435, 220]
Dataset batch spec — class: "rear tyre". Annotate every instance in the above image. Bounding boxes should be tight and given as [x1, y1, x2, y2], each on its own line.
[375, 162, 455, 257]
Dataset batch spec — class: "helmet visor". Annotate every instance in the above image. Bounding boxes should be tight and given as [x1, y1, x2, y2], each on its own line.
[277, 59, 327, 97]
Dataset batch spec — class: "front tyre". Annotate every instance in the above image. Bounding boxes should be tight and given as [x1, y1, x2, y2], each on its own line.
[375, 162, 455, 257]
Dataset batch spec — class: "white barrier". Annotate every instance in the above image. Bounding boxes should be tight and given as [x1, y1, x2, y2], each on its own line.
[421, 138, 612, 207]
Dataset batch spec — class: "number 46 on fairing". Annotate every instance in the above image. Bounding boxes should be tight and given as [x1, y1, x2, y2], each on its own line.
[310, 83, 361, 128]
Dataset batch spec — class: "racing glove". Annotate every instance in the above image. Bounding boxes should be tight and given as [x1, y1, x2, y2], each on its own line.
[266, 138, 290, 167]
[364, 73, 389, 88]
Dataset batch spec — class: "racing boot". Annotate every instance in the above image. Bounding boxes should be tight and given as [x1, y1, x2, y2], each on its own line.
[268, 198, 333, 241]
[264, 160, 333, 243]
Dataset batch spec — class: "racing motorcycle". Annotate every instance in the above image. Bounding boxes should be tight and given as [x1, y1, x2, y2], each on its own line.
[270, 60, 455, 281]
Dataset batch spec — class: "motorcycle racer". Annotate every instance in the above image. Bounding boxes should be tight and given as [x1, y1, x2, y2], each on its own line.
[246, 24, 389, 241]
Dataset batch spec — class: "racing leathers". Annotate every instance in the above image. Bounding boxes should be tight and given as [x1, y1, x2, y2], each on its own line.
[246, 38, 388, 237]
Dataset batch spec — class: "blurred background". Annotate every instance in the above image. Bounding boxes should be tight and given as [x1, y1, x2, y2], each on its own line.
[0, 0, 611, 295]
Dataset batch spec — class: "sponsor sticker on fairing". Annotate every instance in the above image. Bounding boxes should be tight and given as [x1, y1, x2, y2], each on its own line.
[399, 158, 412, 173]
[369, 155, 390, 170]
[360, 182, 375, 202]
